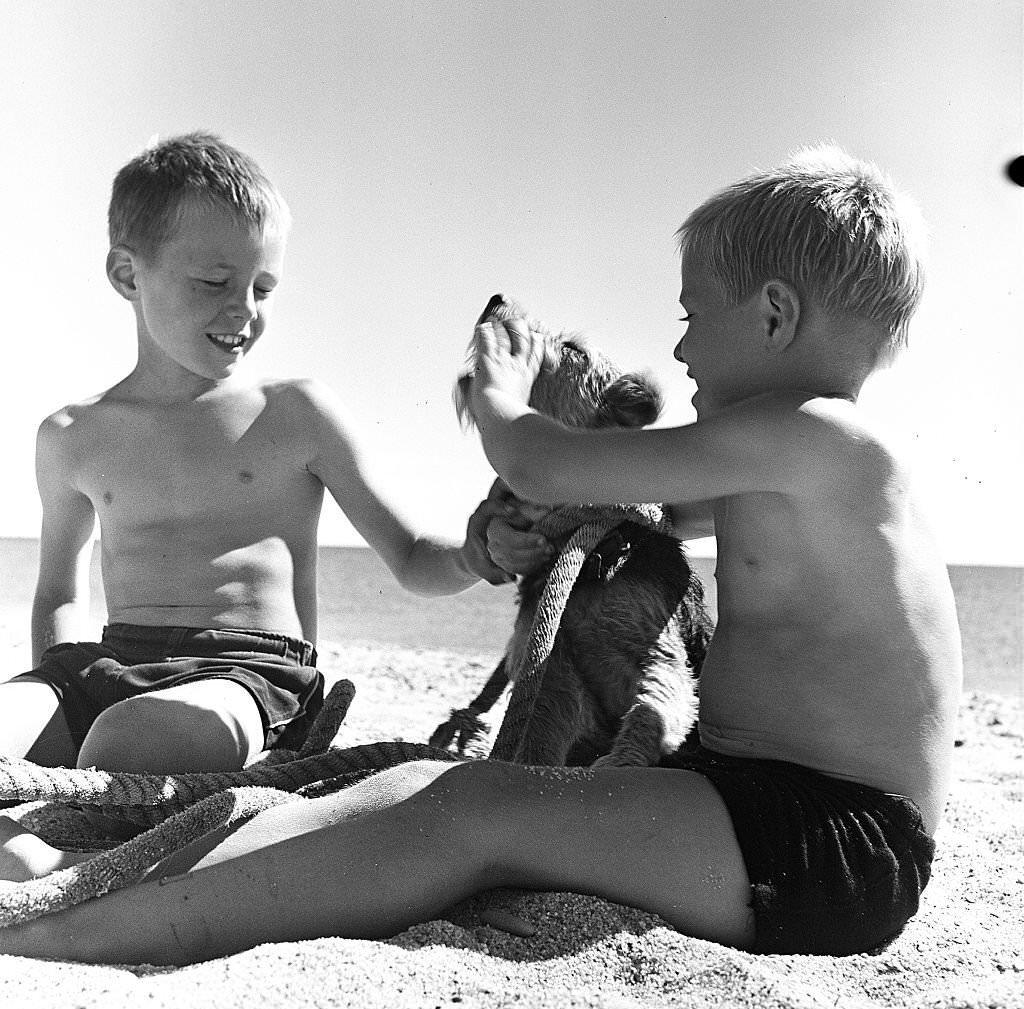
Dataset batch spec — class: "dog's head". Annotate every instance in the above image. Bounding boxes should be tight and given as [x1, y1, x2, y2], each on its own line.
[455, 293, 663, 431]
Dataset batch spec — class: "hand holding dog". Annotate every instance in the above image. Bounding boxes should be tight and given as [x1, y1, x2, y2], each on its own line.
[462, 480, 553, 584]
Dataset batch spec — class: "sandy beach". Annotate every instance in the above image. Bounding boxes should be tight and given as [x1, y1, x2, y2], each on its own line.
[0, 638, 1021, 1009]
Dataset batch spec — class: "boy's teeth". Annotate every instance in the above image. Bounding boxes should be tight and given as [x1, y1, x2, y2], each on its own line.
[208, 333, 247, 348]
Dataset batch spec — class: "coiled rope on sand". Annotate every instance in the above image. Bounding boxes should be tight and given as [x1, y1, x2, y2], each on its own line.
[0, 679, 461, 927]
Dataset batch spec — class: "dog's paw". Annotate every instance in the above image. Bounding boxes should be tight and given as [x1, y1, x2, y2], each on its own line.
[428, 709, 492, 756]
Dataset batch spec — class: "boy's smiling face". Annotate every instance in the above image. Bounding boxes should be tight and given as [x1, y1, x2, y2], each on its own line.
[674, 254, 765, 418]
[121, 201, 286, 386]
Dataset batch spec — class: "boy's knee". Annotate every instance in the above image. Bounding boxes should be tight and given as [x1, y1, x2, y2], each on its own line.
[78, 686, 262, 773]
[423, 759, 528, 824]
[78, 697, 163, 771]
[357, 758, 468, 810]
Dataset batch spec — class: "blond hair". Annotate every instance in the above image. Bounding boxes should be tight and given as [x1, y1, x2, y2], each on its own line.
[108, 132, 290, 260]
[676, 145, 926, 355]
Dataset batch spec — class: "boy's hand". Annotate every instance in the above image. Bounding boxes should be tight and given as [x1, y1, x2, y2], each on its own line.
[462, 481, 553, 585]
[468, 318, 545, 424]
[463, 495, 517, 584]
[484, 518, 553, 578]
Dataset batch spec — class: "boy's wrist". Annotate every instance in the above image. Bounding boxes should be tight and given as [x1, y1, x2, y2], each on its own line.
[472, 388, 531, 434]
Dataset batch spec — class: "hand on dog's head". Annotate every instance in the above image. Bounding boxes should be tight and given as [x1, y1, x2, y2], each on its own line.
[455, 293, 663, 431]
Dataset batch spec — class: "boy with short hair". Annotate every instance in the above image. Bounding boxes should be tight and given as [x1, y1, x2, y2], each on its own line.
[0, 132, 504, 778]
[0, 145, 963, 963]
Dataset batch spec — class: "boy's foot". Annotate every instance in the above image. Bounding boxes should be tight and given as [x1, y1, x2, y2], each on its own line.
[0, 815, 94, 882]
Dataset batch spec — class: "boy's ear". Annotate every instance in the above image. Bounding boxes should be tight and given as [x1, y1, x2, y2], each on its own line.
[759, 279, 800, 351]
[106, 245, 141, 301]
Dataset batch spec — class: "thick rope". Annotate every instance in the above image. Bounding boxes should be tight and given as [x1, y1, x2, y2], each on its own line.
[0, 679, 460, 828]
[0, 678, 465, 928]
[489, 502, 670, 762]
[0, 786, 298, 927]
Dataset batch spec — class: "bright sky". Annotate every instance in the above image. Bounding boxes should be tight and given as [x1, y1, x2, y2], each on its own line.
[1, 0, 1021, 565]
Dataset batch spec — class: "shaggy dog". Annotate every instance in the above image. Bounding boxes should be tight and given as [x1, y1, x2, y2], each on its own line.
[430, 295, 713, 767]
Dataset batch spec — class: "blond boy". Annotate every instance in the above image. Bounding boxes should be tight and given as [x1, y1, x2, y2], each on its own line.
[0, 133, 503, 779]
[0, 146, 962, 963]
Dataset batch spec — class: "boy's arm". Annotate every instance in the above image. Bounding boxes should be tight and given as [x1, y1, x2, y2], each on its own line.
[299, 381, 482, 596]
[470, 320, 849, 508]
[476, 391, 844, 507]
[31, 416, 97, 665]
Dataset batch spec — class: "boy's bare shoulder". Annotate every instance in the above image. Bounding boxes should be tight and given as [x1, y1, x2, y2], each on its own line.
[750, 389, 884, 441]
[710, 390, 903, 499]
[781, 390, 900, 450]
[257, 375, 354, 435]
[36, 388, 115, 448]
[259, 374, 337, 408]
[794, 394, 907, 499]
[795, 393, 904, 462]
[34, 389, 126, 495]
[40, 376, 334, 423]
[263, 375, 360, 428]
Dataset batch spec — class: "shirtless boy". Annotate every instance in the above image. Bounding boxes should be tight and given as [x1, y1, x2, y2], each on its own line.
[0, 133, 507, 783]
[0, 145, 963, 964]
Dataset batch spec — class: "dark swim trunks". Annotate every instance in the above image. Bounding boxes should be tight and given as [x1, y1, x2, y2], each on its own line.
[22, 624, 324, 753]
[659, 744, 935, 955]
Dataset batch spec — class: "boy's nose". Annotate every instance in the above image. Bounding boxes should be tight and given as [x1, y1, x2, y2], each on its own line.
[227, 287, 258, 322]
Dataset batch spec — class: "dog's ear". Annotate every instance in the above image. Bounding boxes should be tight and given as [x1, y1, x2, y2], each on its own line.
[453, 371, 475, 429]
[595, 372, 663, 428]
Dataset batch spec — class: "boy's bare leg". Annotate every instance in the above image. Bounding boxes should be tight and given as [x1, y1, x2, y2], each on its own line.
[0, 678, 90, 879]
[76, 680, 266, 774]
[72, 680, 268, 841]
[0, 754, 447, 883]
[0, 679, 269, 875]
[0, 759, 755, 965]
[0, 677, 77, 766]
[0, 758, 447, 884]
